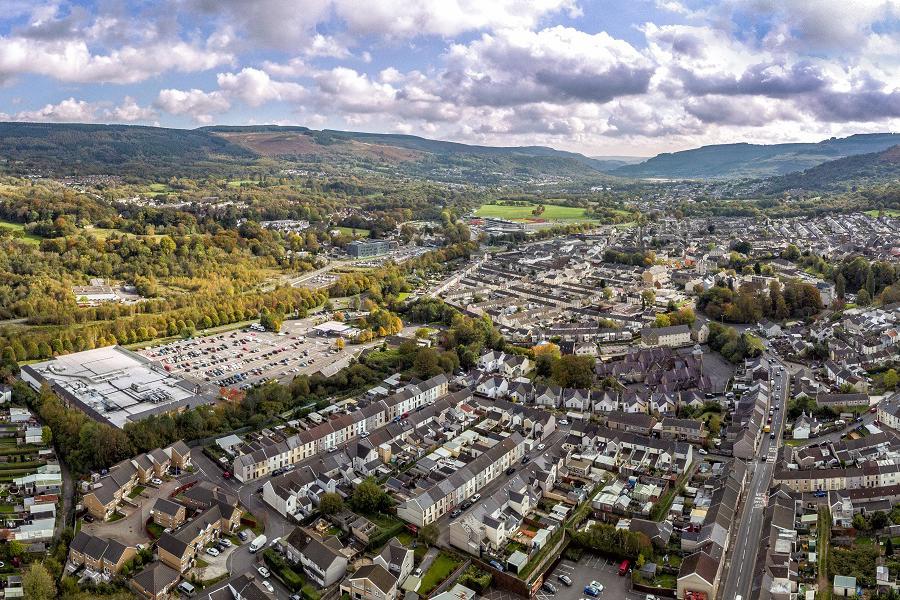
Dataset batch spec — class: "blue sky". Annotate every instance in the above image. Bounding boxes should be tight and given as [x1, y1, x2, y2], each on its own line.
[0, 0, 897, 155]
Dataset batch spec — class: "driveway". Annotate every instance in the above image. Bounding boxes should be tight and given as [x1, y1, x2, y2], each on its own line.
[193, 543, 239, 582]
[81, 477, 188, 546]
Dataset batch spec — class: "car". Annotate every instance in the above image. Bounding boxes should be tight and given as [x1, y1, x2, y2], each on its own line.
[559, 419, 569, 426]
[257, 566, 270, 578]
[557, 574, 573, 586]
[698, 448, 708, 455]
[590, 581, 603, 591]
[238, 530, 251, 541]
[461, 500, 473, 510]
[261, 581, 274, 593]
[222, 471, 232, 479]
[521, 456, 530, 464]
[537, 443, 546, 451]
[646, 595, 658, 600]
[450, 509, 462, 518]
[770, 433, 776, 439]
[542, 583, 558, 594]
[414, 568, 423, 577]
[470, 494, 481, 502]
[83, 514, 95, 523]
[205, 547, 220, 557]
[150, 478, 163, 486]
[505, 466, 516, 476]
[583, 586, 600, 597]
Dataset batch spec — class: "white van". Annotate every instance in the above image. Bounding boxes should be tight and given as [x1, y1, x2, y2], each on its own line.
[178, 581, 195, 595]
[249, 534, 267, 553]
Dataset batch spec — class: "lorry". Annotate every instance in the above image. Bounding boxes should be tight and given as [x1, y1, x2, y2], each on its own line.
[249, 534, 268, 553]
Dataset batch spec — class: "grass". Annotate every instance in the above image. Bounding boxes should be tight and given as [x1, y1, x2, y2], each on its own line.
[865, 209, 900, 217]
[419, 551, 462, 595]
[108, 511, 125, 522]
[127, 485, 146, 499]
[335, 226, 371, 238]
[0, 220, 41, 245]
[475, 202, 593, 222]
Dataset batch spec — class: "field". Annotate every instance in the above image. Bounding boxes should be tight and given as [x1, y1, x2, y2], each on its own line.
[335, 226, 371, 238]
[0, 220, 41, 245]
[865, 209, 900, 217]
[475, 202, 592, 222]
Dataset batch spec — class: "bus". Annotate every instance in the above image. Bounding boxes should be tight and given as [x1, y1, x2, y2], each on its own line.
[618, 559, 630, 576]
[764, 424, 771, 433]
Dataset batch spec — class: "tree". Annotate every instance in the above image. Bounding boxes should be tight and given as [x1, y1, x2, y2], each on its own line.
[836, 273, 846, 300]
[23, 562, 56, 600]
[420, 523, 439, 546]
[335, 337, 345, 351]
[350, 479, 390, 514]
[551, 355, 594, 388]
[41, 425, 52, 445]
[319, 492, 344, 515]
[884, 369, 899, 391]
[857, 288, 872, 306]
[641, 289, 656, 309]
[887, 538, 895, 556]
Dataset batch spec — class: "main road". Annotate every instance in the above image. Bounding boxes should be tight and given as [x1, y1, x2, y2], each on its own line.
[719, 352, 789, 600]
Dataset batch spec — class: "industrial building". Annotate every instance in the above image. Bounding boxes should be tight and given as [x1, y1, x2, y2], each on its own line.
[21, 346, 213, 429]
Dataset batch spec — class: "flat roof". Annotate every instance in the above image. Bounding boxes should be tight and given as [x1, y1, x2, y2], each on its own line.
[25, 346, 207, 429]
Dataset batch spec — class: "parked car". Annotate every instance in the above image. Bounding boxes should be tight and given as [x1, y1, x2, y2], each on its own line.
[450, 509, 462, 518]
[557, 574, 573, 586]
[542, 583, 558, 594]
[238, 530, 251, 541]
[505, 466, 516, 476]
[583, 586, 600, 597]
[489, 560, 504, 572]
[150, 478, 163, 486]
[257, 567, 270, 578]
[261, 581, 274, 593]
[205, 547, 220, 557]
[219, 538, 232, 547]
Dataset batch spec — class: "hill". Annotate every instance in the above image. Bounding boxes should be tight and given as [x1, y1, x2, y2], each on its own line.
[0, 122, 255, 177]
[0, 122, 617, 185]
[760, 145, 900, 193]
[613, 133, 900, 180]
[204, 125, 615, 185]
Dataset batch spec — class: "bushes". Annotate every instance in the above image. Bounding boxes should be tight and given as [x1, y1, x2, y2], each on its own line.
[458, 566, 492, 592]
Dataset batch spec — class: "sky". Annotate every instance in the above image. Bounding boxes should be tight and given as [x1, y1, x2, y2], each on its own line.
[0, 0, 898, 156]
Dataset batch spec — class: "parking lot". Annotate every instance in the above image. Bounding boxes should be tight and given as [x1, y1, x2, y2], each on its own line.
[537, 555, 650, 600]
[140, 317, 351, 389]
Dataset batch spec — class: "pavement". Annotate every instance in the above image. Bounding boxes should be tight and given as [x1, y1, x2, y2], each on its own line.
[719, 351, 789, 600]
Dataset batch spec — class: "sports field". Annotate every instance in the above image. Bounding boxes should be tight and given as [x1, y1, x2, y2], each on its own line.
[474, 202, 591, 222]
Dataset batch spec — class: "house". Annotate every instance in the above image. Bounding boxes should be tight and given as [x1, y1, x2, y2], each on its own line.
[660, 417, 706, 442]
[341, 563, 399, 600]
[677, 545, 723, 600]
[792, 412, 819, 440]
[68, 532, 137, 576]
[758, 320, 782, 338]
[816, 392, 869, 408]
[605, 411, 657, 435]
[156, 502, 242, 572]
[833, 575, 857, 597]
[284, 527, 349, 588]
[150, 497, 187, 530]
[641, 325, 692, 348]
[643, 265, 670, 287]
[373, 538, 414, 584]
[130, 562, 181, 600]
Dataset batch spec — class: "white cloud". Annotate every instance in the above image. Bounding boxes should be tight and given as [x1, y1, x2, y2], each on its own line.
[14, 97, 97, 122]
[155, 88, 231, 123]
[217, 68, 305, 106]
[107, 96, 157, 122]
[0, 37, 233, 84]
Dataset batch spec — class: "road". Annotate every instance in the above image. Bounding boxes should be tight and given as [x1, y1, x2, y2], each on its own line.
[719, 352, 789, 600]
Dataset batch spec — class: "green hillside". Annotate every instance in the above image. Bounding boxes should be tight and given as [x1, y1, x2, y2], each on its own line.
[761, 145, 900, 193]
[613, 133, 900, 180]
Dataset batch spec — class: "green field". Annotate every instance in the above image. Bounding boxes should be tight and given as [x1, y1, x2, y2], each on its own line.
[335, 226, 371, 238]
[475, 202, 592, 222]
[0, 220, 41, 245]
[865, 209, 900, 217]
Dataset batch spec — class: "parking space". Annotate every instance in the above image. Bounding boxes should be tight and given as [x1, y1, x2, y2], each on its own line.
[139, 317, 348, 389]
[539, 555, 642, 600]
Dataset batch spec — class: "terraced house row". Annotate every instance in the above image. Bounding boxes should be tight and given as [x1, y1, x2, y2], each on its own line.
[232, 374, 448, 482]
[396, 432, 526, 527]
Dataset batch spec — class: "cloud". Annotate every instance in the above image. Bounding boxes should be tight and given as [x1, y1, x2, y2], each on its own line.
[107, 96, 157, 122]
[684, 95, 802, 126]
[155, 88, 231, 123]
[14, 97, 97, 122]
[442, 27, 654, 106]
[0, 37, 233, 84]
[332, 0, 581, 37]
[217, 68, 305, 106]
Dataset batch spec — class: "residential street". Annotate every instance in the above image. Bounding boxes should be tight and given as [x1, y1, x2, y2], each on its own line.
[719, 351, 789, 600]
